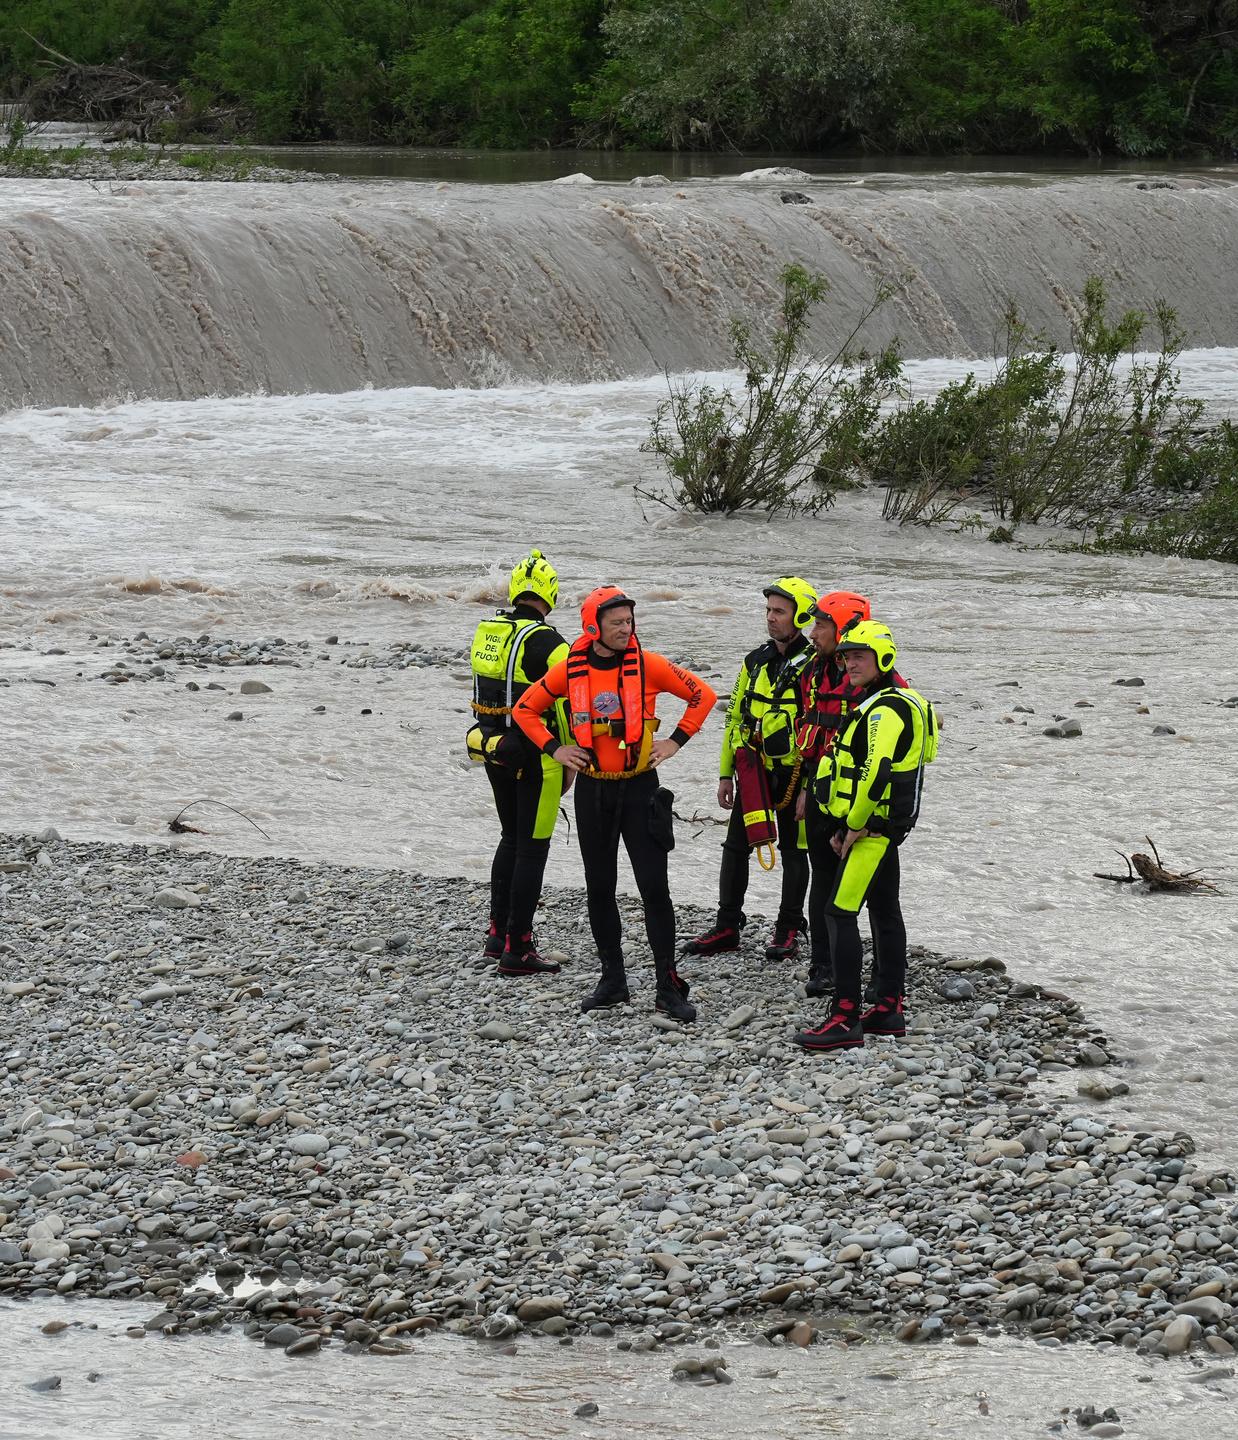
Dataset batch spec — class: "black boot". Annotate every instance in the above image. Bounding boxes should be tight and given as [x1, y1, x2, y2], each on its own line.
[654, 959, 696, 1023]
[806, 955, 834, 998]
[794, 996, 864, 1052]
[482, 921, 504, 962]
[497, 933, 562, 977]
[581, 953, 630, 1012]
[861, 993, 908, 1038]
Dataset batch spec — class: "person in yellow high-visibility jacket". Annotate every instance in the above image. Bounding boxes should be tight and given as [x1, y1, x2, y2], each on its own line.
[683, 577, 817, 962]
[795, 621, 939, 1053]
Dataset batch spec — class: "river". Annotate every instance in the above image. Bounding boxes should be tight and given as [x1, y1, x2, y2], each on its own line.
[2, 156, 1238, 1436]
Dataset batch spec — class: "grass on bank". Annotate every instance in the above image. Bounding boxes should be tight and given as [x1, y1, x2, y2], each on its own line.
[1, 120, 260, 179]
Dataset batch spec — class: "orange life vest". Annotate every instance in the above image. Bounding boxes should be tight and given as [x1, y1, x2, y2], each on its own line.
[566, 635, 646, 751]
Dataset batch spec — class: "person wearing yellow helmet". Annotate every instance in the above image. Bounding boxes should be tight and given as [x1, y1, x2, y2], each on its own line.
[684, 576, 818, 963]
[794, 620, 940, 1053]
[467, 549, 570, 976]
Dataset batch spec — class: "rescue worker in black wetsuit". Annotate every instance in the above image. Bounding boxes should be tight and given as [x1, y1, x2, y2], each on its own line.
[467, 549, 569, 976]
[514, 587, 717, 1022]
[794, 621, 939, 1053]
[684, 577, 817, 962]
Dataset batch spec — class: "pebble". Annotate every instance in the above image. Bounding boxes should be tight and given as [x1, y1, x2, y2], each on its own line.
[0, 832, 1234, 1366]
[287, 1134, 330, 1156]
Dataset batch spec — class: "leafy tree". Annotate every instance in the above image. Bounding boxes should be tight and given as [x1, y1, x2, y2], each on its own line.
[393, 0, 604, 145]
[584, 0, 911, 149]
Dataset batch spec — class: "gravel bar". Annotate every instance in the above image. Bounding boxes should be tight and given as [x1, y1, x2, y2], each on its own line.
[2, 833, 1235, 1361]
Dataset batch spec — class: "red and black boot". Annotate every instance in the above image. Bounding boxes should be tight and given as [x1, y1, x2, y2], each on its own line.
[482, 921, 504, 962]
[682, 924, 741, 957]
[861, 994, 907, 1038]
[765, 922, 802, 961]
[654, 959, 696, 1023]
[794, 996, 864, 1052]
[497, 933, 562, 977]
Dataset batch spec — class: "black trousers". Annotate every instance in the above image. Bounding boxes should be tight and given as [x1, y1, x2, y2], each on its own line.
[574, 772, 675, 965]
[717, 767, 808, 931]
[485, 759, 556, 943]
[825, 840, 907, 1008]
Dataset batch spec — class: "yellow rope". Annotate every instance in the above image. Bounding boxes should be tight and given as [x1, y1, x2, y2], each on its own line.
[755, 842, 777, 871]
[772, 758, 803, 813]
[471, 700, 513, 716]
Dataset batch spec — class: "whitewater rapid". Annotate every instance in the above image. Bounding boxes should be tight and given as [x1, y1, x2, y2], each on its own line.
[4, 173, 1238, 407]
[2, 369, 1237, 1165]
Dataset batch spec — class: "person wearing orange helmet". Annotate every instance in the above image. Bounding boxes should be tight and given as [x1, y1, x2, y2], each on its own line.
[795, 590, 871, 995]
[796, 591, 911, 1001]
[513, 586, 717, 1022]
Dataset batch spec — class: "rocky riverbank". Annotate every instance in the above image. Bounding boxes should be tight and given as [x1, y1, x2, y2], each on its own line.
[2, 834, 1235, 1362]
[0, 147, 331, 183]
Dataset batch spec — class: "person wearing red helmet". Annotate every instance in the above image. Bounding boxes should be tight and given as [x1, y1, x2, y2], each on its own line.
[796, 591, 910, 1000]
[514, 587, 717, 1022]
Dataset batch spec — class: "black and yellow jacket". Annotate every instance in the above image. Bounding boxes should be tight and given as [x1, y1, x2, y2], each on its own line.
[470, 603, 568, 753]
[719, 635, 811, 777]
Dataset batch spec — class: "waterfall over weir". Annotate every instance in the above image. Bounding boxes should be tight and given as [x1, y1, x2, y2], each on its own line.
[3, 175, 1237, 408]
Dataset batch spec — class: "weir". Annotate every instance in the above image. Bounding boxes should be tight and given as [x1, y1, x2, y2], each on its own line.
[2, 176, 1237, 408]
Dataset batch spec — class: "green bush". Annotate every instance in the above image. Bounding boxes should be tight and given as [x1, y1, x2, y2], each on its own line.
[1086, 424, 1238, 564]
[871, 278, 1206, 530]
[639, 265, 902, 516]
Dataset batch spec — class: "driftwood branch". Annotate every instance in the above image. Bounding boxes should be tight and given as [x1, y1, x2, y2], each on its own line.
[674, 807, 726, 828]
[1095, 836, 1220, 893]
[169, 799, 272, 841]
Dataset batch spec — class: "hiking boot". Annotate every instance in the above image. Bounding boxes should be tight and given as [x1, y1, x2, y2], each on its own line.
[654, 963, 696, 1023]
[861, 994, 907, 1038]
[806, 958, 834, 998]
[794, 997, 864, 1052]
[482, 922, 504, 962]
[581, 955, 630, 1012]
[682, 925, 740, 957]
[497, 934, 562, 977]
[765, 923, 802, 961]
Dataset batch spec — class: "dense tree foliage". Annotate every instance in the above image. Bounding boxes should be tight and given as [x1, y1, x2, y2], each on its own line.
[3, 0, 1237, 154]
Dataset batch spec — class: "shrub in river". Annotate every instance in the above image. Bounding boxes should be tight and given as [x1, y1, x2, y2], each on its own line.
[639, 264, 902, 516]
[871, 277, 1206, 530]
[1083, 424, 1238, 565]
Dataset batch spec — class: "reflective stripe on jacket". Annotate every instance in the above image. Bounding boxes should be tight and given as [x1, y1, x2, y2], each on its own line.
[819, 683, 939, 836]
[470, 608, 568, 742]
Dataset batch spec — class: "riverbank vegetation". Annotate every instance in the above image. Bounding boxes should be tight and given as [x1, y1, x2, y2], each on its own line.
[642, 267, 1238, 563]
[3, 1, 1237, 157]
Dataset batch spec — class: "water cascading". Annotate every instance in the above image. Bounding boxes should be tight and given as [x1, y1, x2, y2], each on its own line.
[2, 178, 1237, 409]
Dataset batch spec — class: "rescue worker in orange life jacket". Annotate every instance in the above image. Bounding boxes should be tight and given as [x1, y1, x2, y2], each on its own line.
[468, 550, 570, 977]
[684, 577, 818, 963]
[513, 587, 717, 1023]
